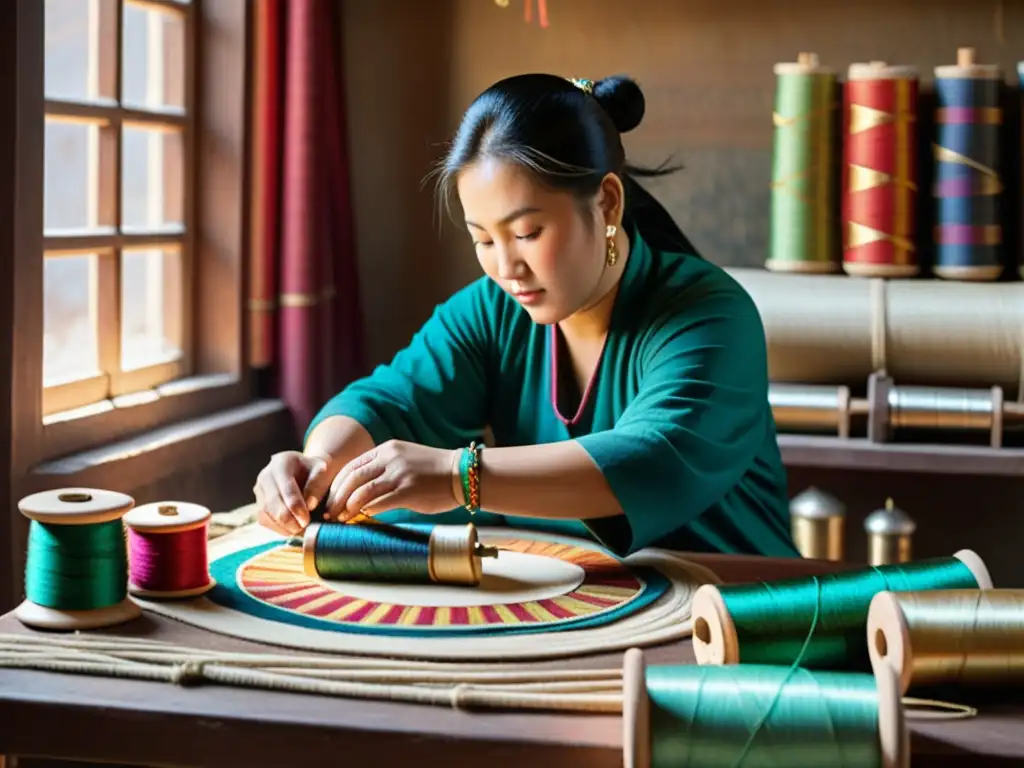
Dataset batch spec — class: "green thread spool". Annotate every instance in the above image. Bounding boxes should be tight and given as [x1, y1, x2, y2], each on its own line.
[302, 522, 498, 586]
[766, 52, 840, 274]
[26, 519, 127, 608]
[691, 549, 991, 670]
[16, 488, 142, 631]
[622, 648, 907, 768]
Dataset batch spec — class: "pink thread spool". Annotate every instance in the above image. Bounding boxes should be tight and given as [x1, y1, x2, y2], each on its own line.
[124, 501, 215, 599]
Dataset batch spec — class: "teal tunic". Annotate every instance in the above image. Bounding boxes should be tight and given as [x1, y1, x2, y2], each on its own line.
[305, 231, 797, 559]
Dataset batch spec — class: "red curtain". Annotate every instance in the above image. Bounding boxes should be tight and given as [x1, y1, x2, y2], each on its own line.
[249, 0, 365, 430]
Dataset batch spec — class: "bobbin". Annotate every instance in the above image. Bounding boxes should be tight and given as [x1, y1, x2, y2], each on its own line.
[843, 60, 921, 280]
[690, 548, 992, 666]
[16, 488, 142, 630]
[770, 382, 869, 439]
[123, 501, 216, 598]
[302, 522, 498, 586]
[766, 51, 840, 275]
[768, 373, 1022, 448]
[622, 648, 908, 768]
[932, 47, 1004, 283]
[868, 587, 1010, 696]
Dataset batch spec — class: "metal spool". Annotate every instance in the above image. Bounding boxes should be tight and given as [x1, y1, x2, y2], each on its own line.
[789, 487, 846, 561]
[865, 498, 917, 566]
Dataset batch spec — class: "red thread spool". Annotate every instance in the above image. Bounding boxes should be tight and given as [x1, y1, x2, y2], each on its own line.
[124, 501, 215, 599]
[843, 61, 920, 278]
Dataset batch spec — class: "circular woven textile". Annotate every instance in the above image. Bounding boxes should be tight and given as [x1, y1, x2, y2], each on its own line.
[137, 525, 715, 661]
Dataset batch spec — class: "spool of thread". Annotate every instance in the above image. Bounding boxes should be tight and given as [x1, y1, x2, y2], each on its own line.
[864, 498, 917, 565]
[622, 648, 907, 768]
[843, 61, 920, 278]
[869, 589, 1024, 695]
[767, 52, 840, 274]
[770, 382, 870, 437]
[123, 501, 215, 599]
[789, 486, 846, 561]
[933, 47, 1003, 281]
[302, 522, 499, 586]
[16, 488, 142, 630]
[691, 549, 992, 669]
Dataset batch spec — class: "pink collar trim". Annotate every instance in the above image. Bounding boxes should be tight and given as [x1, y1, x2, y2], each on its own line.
[549, 324, 605, 427]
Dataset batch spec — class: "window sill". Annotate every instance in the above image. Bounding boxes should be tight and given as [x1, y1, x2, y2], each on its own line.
[39, 373, 259, 461]
[32, 398, 291, 490]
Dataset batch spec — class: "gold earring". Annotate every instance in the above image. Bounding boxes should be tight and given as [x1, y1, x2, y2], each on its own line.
[605, 225, 618, 266]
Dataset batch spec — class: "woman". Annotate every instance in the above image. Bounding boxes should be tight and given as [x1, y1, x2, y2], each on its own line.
[253, 73, 798, 558]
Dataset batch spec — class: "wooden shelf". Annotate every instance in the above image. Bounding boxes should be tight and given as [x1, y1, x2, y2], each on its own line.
[778, 434, 1024, 477]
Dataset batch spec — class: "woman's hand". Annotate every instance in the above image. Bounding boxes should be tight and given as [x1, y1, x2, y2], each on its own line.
[253, 451, 337, 536]
[323, 440, 462, 523]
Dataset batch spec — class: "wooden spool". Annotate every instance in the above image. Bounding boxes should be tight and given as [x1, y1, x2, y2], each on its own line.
[690, 549, 992, 666]
[621, 647, 908, 768]
[123, 501, 216, 598]
[868, 585, 1010, 697]
[16, 488, 142, 630]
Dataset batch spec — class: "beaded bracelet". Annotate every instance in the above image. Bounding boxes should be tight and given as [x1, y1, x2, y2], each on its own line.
[458, 441, 482, 515]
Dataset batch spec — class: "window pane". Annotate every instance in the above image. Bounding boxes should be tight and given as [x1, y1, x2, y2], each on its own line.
[121, 126, 184, 231]
[44, 255, 100, 386]
[45, 0, 94, 101]
[122, 3, 186, 110]
[121, 247, 183, 371]
[45, 119, 101, 232]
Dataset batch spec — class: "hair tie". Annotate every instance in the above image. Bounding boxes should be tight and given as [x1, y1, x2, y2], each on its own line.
[567, 77, 594, 95]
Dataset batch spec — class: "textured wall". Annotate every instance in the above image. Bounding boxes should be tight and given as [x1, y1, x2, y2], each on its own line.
[342, 0, 1023, 365]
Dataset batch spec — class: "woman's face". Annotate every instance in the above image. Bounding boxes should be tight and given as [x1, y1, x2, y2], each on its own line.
[456, 157, 620, 325]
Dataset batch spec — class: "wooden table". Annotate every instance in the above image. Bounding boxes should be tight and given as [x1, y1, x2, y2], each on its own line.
[0, 553, 1020, 767]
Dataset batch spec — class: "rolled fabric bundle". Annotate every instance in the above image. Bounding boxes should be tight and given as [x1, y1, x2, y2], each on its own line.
[727, 267, 1024, 395]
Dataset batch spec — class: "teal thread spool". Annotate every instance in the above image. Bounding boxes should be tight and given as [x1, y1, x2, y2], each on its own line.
[691, 549, 991, 669]
[17, 488, 142, 630]
[622, 649, 907, 768]
[302, 522, 498, 586]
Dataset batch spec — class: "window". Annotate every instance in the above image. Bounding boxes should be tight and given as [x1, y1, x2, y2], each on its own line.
[9, 0, 252, 464]
[43, 0, 192, 417]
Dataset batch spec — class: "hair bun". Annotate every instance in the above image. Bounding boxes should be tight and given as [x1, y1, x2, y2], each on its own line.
[592, 75, 645, 134]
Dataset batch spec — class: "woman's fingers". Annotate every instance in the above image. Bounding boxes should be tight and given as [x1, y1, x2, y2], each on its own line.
[324, 457, 387, 522]
[254, 469, 303, 536]
[342, 474, 402, 520]
[257, 509, 294, 536]
[273, 467, 311, 529]
[358, 487, 407, 518]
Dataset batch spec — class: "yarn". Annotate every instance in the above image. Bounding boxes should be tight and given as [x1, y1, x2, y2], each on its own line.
[313, 523, 434, 583]
[691, 552, 988, 669]
[767, 52, 839, 274]
[128, 526, 212, 596]
[24, 519, 127, 611]
[303, 522, 498, 586]
[933, 48, 1003, 281]
[869, 588, 1024, 694]
[123, 501, 215, 599]
[843, 61, 920, 278]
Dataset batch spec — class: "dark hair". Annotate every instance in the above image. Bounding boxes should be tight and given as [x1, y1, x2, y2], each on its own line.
[434, 73, 698, 256]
